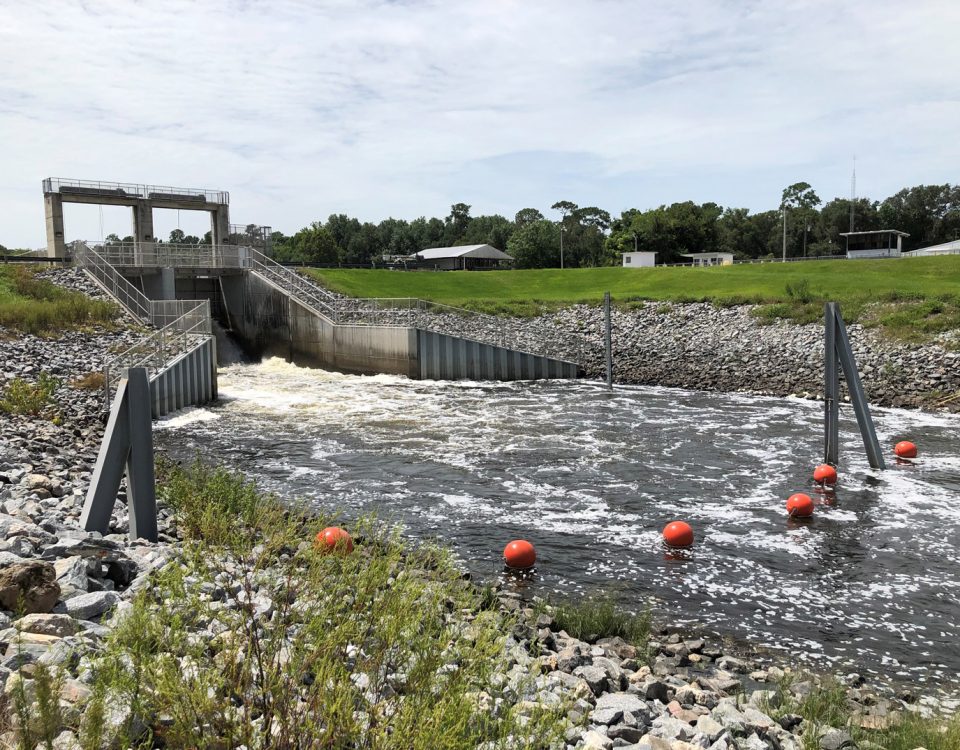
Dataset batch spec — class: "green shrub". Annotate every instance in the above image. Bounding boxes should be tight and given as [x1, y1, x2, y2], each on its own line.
[0, 372, 61, 416]
[785, 279, 814, 303]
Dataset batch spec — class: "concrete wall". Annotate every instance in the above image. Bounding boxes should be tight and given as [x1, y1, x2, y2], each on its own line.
[222, 271, 419, 377]
[149, 337, 217, 418]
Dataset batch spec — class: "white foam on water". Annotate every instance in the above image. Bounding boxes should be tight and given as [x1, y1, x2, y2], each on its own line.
[154, 407, 219, 430]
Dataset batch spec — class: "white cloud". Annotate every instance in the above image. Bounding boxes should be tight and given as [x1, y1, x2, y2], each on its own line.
[1, 0, 959, 246]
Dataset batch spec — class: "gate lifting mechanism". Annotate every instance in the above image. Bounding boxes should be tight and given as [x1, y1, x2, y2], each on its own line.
[823, 302, 885, 470]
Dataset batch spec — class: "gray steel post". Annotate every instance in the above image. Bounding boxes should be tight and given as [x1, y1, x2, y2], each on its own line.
[824, 303, 840, 466]
[80, 380, 131, 534]
[604, 292, 613, 388]
[833, 310, 886, 470]
[125, 367, 158, 541]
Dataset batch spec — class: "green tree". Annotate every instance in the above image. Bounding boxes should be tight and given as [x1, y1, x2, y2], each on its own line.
[514, 208, 544, 227]
[780, 182, 822, 258]
[169, 229, 186, 244]
[292, 222, 339, 263]
[506, 219, 560, 268]
[444, 203, 472, 244]
[878, 184, 960, 249]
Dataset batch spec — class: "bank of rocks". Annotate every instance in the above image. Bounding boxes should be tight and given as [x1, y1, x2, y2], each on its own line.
[551, 303, 959, 410]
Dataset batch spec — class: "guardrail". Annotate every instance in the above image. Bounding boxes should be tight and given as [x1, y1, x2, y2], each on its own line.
[89, 242, 251, 269]
[73, 243, 153, 322]
[103, 301, 212, 408]
[43, 178, 228, 204]
[248, 248, 341, 320]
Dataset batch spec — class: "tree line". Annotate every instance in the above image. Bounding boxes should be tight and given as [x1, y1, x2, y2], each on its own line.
[81, 182, 960, 268]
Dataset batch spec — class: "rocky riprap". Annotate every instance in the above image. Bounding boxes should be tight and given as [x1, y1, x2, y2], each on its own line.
[300, 272, 960, 411]
[555, 303, 960, 412]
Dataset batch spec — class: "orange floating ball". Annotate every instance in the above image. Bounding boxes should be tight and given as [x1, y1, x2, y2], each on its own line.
[503, 540, 537, 569]
[813, 464, 838, 485]
[662, 521, 694, 548]
[316, 527, 354, 554]
[894, 441, 917, 459]
[786, 493, 815, 518]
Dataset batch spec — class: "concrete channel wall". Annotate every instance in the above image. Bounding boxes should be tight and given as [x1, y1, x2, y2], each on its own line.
[148, 337, 218, 418]
[189, 270, 578, 381]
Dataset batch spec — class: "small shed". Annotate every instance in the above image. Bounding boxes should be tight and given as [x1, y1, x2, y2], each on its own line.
[621, 251, 657, 268]
[680, 252, 734, 267]
[413, 244, 513, 270]
[840, 230, 909, 259]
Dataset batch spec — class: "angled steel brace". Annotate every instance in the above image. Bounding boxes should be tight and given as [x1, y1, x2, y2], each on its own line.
[80, 367, 158, 541]
[824, 303, 886, 470]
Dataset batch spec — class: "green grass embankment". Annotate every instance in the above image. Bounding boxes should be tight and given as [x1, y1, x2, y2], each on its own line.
[0, 265, 118, 335]
[305, 257, 960, 344]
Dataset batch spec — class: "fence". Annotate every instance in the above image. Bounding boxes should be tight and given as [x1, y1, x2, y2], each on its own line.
[248, 247, 341, 320]
[42, 178, 228, 204]
[102, 301, 212, 408]
[73, 243, 153, 321]
[87, 243, 251, 269]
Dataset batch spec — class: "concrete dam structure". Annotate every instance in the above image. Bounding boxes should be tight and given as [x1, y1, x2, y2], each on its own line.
[46, 178, 581, 412]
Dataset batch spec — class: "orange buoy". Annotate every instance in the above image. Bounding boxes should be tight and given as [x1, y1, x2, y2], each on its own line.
[503, 540, 536, 570]
[316, 527, 354, 554]
[786, 493, 815, 518]
[813, 464, 838, 486]
[894, 441, 917, 459]
[662, 521, 694, 548]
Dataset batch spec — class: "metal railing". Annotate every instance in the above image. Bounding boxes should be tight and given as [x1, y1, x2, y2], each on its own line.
[89, 242, 251, 269]
[103, 301, 212, 407]
[43, 177, 228, 204]
[73, 243, 153, 322]
[248, 248, 340, 320]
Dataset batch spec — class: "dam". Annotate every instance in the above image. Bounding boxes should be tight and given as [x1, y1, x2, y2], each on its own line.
[43, 178, 582, 416]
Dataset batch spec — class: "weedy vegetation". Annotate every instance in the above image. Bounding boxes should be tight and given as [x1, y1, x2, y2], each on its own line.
[0, 265, 118, 336]
[0, 372, 61, 417]
[13, 459, 564, 749]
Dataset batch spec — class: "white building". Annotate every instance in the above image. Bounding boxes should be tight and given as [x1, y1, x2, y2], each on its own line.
[412, 244, 513, 270]
[680, 252, 734, 267]
[902, 239, 960, 257]
[840, 230, 909, 259]
[621, 251, 657, 268]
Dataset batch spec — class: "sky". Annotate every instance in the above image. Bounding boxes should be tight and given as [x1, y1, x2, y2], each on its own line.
[1, 0, 959, 248]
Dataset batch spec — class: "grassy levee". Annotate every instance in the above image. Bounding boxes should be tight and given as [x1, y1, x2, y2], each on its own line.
[0, 265, 118, 336]
[44, 460, 565, 749]
[305, 257, 960, 342]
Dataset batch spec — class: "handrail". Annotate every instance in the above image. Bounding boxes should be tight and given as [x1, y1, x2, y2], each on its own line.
[88, 242, 252, 269]
[248, 248, 340, 320]
[102, 301, 212, 407]
[73, 243, 153, 322]
[43, 177, 228, 204]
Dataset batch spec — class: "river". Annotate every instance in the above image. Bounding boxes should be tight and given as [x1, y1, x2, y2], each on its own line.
[154, 358, 960, 689]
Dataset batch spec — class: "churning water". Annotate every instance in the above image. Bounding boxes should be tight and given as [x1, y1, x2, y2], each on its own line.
[155, 359, 960, 688]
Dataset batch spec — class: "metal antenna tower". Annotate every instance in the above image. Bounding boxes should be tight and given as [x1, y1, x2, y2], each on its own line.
[849, 156, 856, 232]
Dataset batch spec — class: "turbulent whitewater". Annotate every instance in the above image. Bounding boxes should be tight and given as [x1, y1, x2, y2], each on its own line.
[155, 358, 960, 688]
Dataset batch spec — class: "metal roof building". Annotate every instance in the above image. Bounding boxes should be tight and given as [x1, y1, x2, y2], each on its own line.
[413, 244, 513, 270]
[839, 229, 909, 259]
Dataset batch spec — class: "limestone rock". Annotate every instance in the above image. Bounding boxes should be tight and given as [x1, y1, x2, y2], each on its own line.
[0, 561, 60, 613]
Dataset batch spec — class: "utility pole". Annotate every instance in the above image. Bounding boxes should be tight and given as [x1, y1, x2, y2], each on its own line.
[633, 233, 638, 252]
[782, 207, 788, 262]
[560, 225, 565, 269]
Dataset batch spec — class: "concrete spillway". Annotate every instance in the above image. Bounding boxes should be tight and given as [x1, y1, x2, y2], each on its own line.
[85, 242, 580, 384]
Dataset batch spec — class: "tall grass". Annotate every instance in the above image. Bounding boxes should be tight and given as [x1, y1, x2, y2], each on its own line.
[61, 459, 564, 749]
[546, 592, 651, 648]
[0, 265, 118, 335]
[764, 674, 960, 750]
